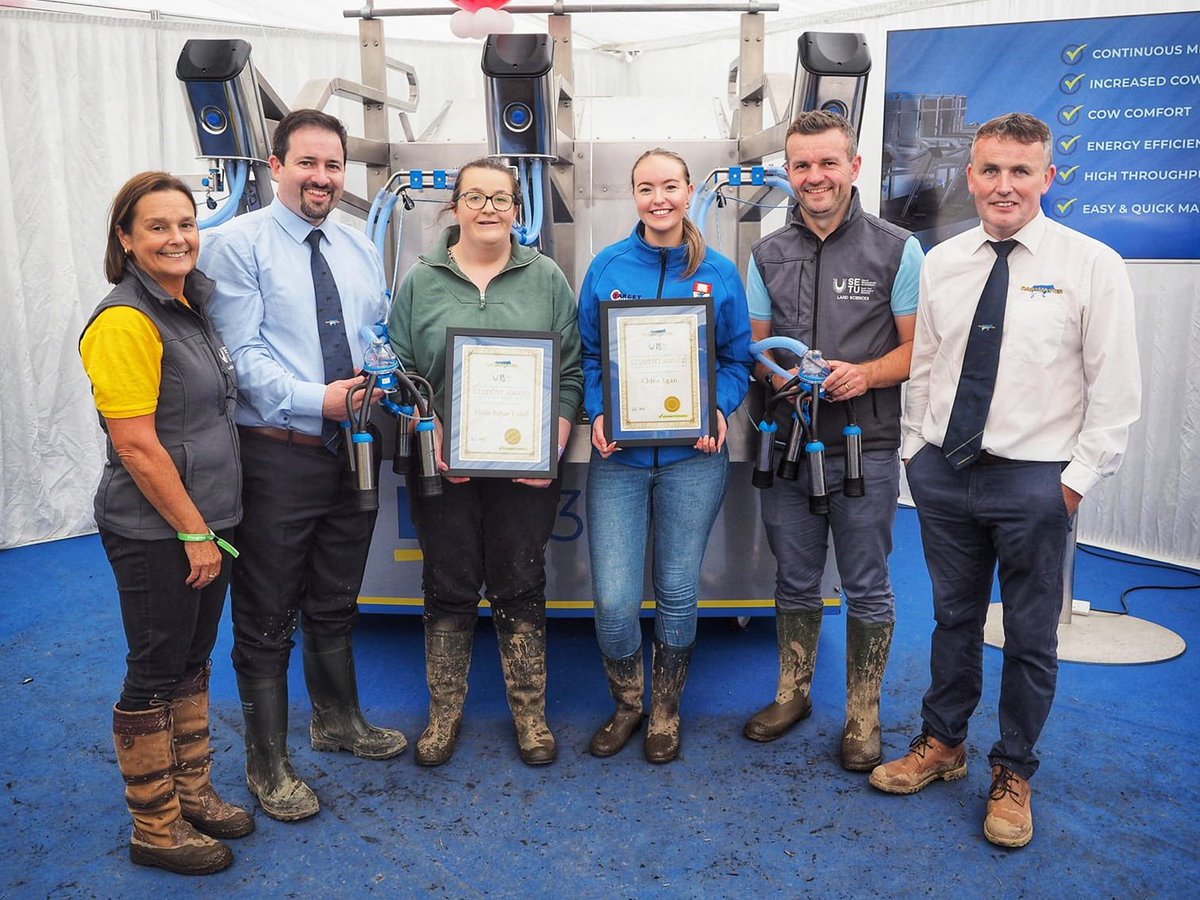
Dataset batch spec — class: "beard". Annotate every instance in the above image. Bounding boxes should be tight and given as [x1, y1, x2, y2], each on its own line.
[299, 182, 337, 220]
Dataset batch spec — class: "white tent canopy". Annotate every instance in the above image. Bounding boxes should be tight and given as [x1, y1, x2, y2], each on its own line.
[1, 0, 1197, 565]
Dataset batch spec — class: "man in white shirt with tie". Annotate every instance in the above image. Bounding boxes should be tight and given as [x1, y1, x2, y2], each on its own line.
[869, 113, 1140, 849]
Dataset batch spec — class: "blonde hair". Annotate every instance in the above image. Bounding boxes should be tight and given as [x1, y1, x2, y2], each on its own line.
[630, 148, 705, 280]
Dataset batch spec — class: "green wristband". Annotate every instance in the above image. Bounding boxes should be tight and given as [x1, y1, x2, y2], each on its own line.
[177, 530, 240, 559]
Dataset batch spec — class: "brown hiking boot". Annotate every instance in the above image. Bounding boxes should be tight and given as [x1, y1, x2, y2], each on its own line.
[984, 765, 1034, 848]
[869, 732, 967, 794]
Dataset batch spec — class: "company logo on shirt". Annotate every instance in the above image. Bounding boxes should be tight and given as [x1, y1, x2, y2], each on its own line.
[1021, 283, 1065, 298]
[692, 281, 712, 297]
[832, 276, 877, 301]
[610, 289, 643, 301]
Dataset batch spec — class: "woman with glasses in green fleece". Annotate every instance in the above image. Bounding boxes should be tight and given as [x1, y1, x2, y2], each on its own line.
[388, 158, 583, 768]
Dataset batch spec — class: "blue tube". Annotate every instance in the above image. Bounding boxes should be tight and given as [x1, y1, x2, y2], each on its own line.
[198, 159, 247, 230]
[373, 192, 399, 260]
[514, 158, 544, 247]
[366, 187, 389, 245]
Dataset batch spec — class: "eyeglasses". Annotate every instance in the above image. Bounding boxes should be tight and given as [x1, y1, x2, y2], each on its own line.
[459, 191, 516, 212]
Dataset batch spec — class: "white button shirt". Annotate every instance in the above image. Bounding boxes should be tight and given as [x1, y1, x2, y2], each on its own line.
[901, 211, 1140, 496]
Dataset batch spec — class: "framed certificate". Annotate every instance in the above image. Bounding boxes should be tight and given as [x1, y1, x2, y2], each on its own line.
[599, 298, 717, 447]
[443, 328, 560, 478]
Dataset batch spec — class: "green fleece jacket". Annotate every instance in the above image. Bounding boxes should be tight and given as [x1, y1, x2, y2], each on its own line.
[387, 226, 583, 423]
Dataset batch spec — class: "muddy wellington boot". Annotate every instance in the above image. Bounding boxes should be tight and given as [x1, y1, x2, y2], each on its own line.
[644, 639, 694, 764]
[496, 626, 557, 765]
[588, 650, 645, 758]
[237, 674, 319, 822]
[303, 632, 408, 760]
[416, 622, 474, 766]
[171, 663, 255, 839]
[113, 705, 233, 875]
[841, 618, 894, 771]
[743, 608, 823, 742]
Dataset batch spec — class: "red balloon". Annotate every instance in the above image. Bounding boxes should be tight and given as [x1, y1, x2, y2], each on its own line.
[450, 0, 511, 11]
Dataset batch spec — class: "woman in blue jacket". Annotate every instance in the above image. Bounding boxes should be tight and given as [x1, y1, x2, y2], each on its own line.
[579, 148, 752, 763]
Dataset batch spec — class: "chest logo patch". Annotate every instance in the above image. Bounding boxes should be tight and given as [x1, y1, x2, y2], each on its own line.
[832, 276, 877, 301]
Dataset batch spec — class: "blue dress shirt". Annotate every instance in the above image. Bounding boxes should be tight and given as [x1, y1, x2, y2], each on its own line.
[199, 199, 388, 436]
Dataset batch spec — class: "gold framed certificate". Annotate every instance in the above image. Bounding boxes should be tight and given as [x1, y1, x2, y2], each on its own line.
[599, 298, 717, 446]
[443, 328, 560, 478]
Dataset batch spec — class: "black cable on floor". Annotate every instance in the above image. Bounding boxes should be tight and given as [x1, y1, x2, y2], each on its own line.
[1077, 545, 1200, 615]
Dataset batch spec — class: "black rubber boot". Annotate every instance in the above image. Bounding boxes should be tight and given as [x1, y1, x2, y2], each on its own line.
[743, 608, 823, 742]
[644, 639, 694, 764]
[589, 651, 644, 758]
[494, 619, 557, 766]
[302, 632, 407, 760]
[842, 618, 895, 771]
[236, 674, 319, 822]
[416, 622, 474, 767]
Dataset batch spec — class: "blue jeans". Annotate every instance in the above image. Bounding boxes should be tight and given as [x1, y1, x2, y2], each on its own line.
[586, 450, 730, 657]
[907, 444, 1070, 780]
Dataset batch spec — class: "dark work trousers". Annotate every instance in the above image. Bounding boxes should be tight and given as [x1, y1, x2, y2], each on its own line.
[906, 444, 1070, 781]
[231, 432, 378, 680]
[408, 475, 561, 632]
[100, 528, 234, 710]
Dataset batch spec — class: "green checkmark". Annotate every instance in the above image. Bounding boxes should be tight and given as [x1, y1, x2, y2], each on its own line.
[1056, 198, 1077, 214]
[1065, 43, 1087, 62]
[1059, 166, 1080, 183]
[1064, 74, 1085, 91]
[1062, 105, 1084, 122]
[1060, 135, 1082, 152]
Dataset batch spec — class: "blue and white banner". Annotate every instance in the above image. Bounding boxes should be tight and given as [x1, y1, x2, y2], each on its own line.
[881, 11, 1200, 260]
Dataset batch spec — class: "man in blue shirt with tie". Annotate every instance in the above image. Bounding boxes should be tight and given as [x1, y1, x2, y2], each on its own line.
[202, 109, 406, 823]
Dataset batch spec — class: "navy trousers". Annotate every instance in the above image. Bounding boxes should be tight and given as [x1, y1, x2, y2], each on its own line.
[907, 444, 1070, 780]
[230, 432, 378, 680]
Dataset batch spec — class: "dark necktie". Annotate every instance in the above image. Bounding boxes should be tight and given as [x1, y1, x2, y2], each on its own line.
[306, 229, 354, 449]
[942, 239, 1018, 469]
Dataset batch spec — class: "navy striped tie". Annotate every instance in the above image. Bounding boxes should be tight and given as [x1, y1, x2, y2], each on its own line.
[307, 229, 354, 450]
[942, 239, 1018, 469]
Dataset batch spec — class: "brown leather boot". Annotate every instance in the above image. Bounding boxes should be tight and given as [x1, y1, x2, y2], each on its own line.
[416, 625, 474, 767]
[589, 651, 644, 758]
[743, 608, 822, 742]
[113, 705, 233, 875]
[841, 619, 894, 771]
[172, 664, 255, 839]
[984, 765, 1034, 848]
[496, 627, 557, 765]
[869, 732, 968, 794]
[644, 640, 693, 764]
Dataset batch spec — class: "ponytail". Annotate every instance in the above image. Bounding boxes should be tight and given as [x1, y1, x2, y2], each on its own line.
[680, 216, 706, 280]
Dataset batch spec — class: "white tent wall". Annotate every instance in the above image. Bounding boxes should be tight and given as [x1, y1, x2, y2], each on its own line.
[1, 2, 1196, 565]
[623, 0, 1200, 566]
[0, 8, 628, 550]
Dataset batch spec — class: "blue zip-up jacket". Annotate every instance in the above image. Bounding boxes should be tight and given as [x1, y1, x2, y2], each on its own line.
[579, 223, 752, 469]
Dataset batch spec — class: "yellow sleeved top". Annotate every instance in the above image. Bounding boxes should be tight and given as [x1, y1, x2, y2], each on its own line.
[80, 299, 191, 418]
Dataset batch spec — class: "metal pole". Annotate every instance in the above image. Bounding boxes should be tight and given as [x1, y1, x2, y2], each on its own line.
[345, 3, 779, 19]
